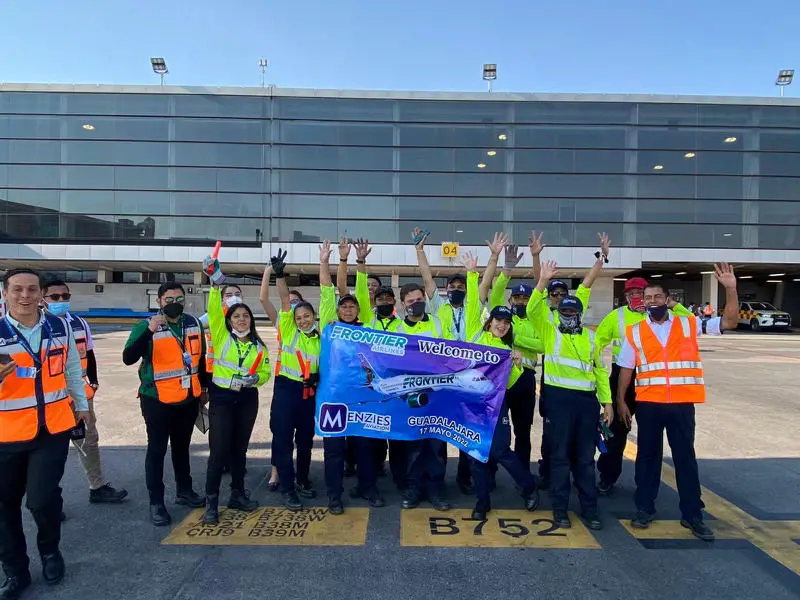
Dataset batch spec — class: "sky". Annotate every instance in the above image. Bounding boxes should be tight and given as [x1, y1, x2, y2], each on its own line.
[1, 0, 799, 97]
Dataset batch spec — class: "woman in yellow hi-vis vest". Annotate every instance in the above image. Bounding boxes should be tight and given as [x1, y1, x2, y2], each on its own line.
[268, 249, 321, 511]
[201, 256, 272, 525]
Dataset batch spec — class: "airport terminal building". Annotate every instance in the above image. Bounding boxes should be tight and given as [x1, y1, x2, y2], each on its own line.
[1, 84, 799, 323]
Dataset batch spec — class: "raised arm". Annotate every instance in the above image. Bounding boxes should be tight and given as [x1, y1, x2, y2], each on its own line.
[528, 259, 559, 339]
[336, 236, 351, 297]
[270, 249, 291, 312]
[528, 231, 544, 282]
[714, 263, 740, 330]
[259, 264, 279, 324]
[354, 238, 374, 325]
[581, 232, 610, 290]
[461, 251, 482, 340]
[319, 240, 333, 288]
[412, 227, 438, 299]
[480, 232, 508, 304]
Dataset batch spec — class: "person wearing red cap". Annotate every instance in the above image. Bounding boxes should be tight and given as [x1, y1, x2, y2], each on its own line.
[594, 276, 692, 495]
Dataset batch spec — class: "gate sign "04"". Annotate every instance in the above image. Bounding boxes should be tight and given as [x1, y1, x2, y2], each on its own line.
[440, 242, 460, 258]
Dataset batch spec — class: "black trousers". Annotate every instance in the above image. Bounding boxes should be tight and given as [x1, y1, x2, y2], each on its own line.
[324, 436, 376, 500]
[406, 439, 446, 494]
[538, 387, 551, 481]
[635, 402, 704, 521]
[597, 363, 636, 486]
[506, 367, 536, 471]
[545, 385, 599, 514]
[346, 437, 387, 472]
[0, 428, 69, 577]
[389, 440, 408, 489]
[205, 385, 259, 496]
[437, 443, 472, 484]
[140, 394, 199, 504]
[270, 375, 315, 494]
[471, 403, 535, 510]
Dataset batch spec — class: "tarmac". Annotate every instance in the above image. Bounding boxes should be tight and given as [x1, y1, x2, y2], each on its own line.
[16, 324, 800, 599]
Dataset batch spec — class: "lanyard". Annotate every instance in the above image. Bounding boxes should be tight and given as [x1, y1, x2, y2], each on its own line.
[452, 306, 463, 334]
[4, 316, 53, 367]
[233, 337, 255, 368]
[164, 315, 187, 353]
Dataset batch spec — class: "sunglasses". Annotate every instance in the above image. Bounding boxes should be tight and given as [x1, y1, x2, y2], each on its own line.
[549, 291, 567, 298]
[45, 293, 72, 301]
[163, 296, 185, 304]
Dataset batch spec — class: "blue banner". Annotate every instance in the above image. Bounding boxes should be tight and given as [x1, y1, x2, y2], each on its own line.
[315, 323, 512, 462]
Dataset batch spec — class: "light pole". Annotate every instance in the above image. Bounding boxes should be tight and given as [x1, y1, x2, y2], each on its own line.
[776, 69, 794, 97]
[259, 58, 268, 87]
[483, 63, 497, 92]
[150, 57, 168, 85]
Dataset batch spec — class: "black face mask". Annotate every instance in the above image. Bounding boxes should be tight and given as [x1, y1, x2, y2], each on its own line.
[407, 301, 426, 317]
[647, 304, 669, 321]
[447, 290, 465, 306]
[162, 303, 184, 319]
[510, 304, 527, 318]
[376, 304, 394, 318]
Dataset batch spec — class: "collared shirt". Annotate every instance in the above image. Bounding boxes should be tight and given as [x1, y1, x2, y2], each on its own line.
[5, 310, 89, 412]
[617, 313, 722, 369]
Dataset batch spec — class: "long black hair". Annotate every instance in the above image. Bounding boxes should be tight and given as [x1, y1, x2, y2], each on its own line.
[225, 303, 265, 347]
[482, 316, 514, 348]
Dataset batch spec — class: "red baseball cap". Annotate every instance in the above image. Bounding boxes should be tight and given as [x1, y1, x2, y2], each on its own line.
[624, 277, 649, 292]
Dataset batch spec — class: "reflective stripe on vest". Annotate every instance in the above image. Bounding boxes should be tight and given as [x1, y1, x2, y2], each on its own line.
[611, 306, 626, 356]
[0, 388, 69, 411]
[151, 317, 203, 403]
[279, 331, 317, 381]
[67, 315, 95, 400]
[542, 328, 597, 392]
[396, 316, 442, 338]
[627, 316, 705, 404]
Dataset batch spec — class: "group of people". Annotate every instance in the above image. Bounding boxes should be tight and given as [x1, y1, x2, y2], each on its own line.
[0, 227, 740, 599]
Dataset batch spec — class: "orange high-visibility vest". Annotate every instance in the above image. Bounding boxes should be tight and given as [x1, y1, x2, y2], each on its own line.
[151, 315, 203, 404]
[68, 315, 96, 401]
[0, 314, 77, 443]
[626, 315, 705, 404]
[273, 326, 282, 377]
[204, 329, 215, 373]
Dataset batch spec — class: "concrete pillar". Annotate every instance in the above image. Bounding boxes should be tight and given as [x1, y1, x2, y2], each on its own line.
[773, 281, 785, 310]
[390, 273, 399, 288]
[583, 276, 614, 326]
[96, 270, 108, 284]
[193, 271, 204, 286]
[701, 273, 719, 311]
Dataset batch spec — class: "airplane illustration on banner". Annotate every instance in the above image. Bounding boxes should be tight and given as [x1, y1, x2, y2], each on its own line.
[358, 353, 494, 408]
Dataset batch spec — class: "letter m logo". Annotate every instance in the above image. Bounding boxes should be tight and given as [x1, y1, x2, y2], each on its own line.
[319, 403, 348, 433]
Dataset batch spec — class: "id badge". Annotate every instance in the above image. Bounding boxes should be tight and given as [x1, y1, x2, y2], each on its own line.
[15, 366, 37, 379]
[230, 377, 243, 392]
[181, 375, 191, 389]
[182, 352, 192, 369]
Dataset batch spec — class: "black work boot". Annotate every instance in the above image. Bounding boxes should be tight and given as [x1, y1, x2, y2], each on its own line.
[202, 494, 219, 525]
[228, 489, 259, 512]
[283, 490, 303, 511]
[150, 503, 172, 526]
[175, 489, 205, 508]
[89, 484, 129, 504]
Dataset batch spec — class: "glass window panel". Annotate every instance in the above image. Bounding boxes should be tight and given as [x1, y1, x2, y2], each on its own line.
[513, 126, 627, 149]
[114, 166, 169, 190]
[398, 172, 453, 195]
[693, 199, 744, 223]
[0, 164, 5, 187]
[759, 153, 800, 176]
[338, 196, 394, 219]
[636, 199, 694, 223]
[758, 225, 800, 249]
[271, 218, 338, 243]
[398, 148, 455, 171]
[397, 197, 504, 222]
[61, 165, 115, 189]
[61, 140, 169, 165]
[573, 199, 626, 222]
[760, 131, 800, 152]
[574, 222, 623, 245]
[514, 102, 632, 124]
[512, 198, 558, 222]
[453, 173, 507, 196]
[4, 214, 60, 239]
[172, 95, 265, 118]
[696, 176, 743, 199]
[695, 151, 743, 175]
[4, 116, 61, 138]
[399, 101, 509, 123]
[277, 145, 393, 170]
[271, 195, 337, 219]
[698, 104, 757, 126]
[637, 174, 695, 199]
[637, 150, 696, 174]
[60, 190, 114, 214]
[514, 174, 625, 197]
[1, 189, 59, 212]
[173, 118, 264, 143]
[758, 201, 800, 225]
[7, 164, 61, 188]
[637, 128, 698, 150]
[514, 149, 626, 173]
[759, 107, 800, 128]
[454, 149, 505, 173]
[63, 93, 171, 116]
[759, 177, 800, 200]
[637, 103, 699, 126]
[332, 220, 397, 243]
[276, 98, 394, 121]
[6, 140, 61, 163]
[173, 143, 263, 167]
[215, 168, 265, 193]
[277, 170, 392, 194]
[115, 191, 171, 215]
[417, 221, 493, 245]
[171, 193, 264, 217]
[0, 140, 6, 163]
[698, 129, 745, 151]
[635, 223, 741, 247]
[62, 116, 170, 141]
[173, 167, 217, 191]
[278, 122, 393, 146]
[512, 221, 572, 246]
[0, 93, 62, 115]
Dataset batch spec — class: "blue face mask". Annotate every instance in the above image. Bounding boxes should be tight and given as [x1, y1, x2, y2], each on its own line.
[290, 300, 299, 309]
[301, 323, 317, 334]
[47, 302, 70, 316]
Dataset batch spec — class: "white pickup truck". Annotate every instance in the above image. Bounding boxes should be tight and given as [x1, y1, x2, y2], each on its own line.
[738, 301, 792, 331]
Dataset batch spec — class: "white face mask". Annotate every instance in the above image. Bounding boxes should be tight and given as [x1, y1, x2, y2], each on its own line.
[232, 329, 251, 338]
[224, 296, 243, 308]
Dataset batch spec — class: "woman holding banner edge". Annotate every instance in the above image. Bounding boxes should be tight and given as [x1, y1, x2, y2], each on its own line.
[462, 251, 540, 521]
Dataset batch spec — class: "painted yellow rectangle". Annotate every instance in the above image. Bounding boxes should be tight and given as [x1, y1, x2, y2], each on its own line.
[440, 242, 460, 258]
[162, 506, 369, 546]
[619, 519, 742, 540]
[401, 510, 600, 548]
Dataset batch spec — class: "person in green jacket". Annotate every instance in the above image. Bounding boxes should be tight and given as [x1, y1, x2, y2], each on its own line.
[461, 251, 540, 520]
[200, 256, 272, 525]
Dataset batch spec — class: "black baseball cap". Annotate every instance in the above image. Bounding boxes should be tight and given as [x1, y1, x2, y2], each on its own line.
[374, 286, 396, 299]
[337, 294, 359, 306]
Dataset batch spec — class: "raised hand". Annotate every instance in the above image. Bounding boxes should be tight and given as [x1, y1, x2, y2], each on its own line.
[319, 240, 332, 263]
[460, 251, 478, 272]
[338, 236, 351, 262]
[714, 262, 737, 289]
[270, 248, 288, 278]
[486, 231, 509, 257]
[528, 230, 545, 256]
[354, 238, 372, 262]
[504, 244, 523, 269]
[539, 260, 559, 282]
[411, 227, 430, 250]
[598, 232, 611, 258]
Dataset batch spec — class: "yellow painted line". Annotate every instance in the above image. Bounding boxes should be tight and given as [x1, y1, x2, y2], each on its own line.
[624, 440, 800, 574]
[400, 510, 600, 549]
[162, 506, 369, 546]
